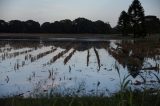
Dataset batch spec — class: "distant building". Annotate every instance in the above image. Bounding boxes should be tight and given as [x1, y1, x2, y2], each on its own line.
[145, 15, 160, 22]
[145, 15, 160, 33]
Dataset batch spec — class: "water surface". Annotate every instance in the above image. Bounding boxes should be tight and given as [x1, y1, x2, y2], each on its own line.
[0, 39, 160, 97]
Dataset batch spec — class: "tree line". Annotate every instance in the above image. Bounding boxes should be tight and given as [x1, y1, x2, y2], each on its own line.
[0, 18, 111, 34]
[0, 0, 160, 36]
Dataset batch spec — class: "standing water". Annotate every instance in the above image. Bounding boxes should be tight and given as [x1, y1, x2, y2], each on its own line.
[0, 40, 160, 97]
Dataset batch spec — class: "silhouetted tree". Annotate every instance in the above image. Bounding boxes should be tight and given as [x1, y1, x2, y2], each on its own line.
[111, 25, 121, 34]
[0, 20, 8, 32]
[59, 19, 73, 33]
[105, 23, 112, 34]
[94, 20, 109, 34]
[118, 11, 130, 36]
[25, 20, 40, 33]
[73, 18, 93, 33]
[41, 22, 51, 33]
[8, 20, 25, 33]
[52, 21, 63, 33]
[128, 0, 146, 38]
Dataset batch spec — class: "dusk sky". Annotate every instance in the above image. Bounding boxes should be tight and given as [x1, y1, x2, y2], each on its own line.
[0, 0, 160, 27]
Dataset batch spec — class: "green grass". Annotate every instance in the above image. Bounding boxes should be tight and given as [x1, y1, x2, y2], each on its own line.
[0, 90, 160, 106]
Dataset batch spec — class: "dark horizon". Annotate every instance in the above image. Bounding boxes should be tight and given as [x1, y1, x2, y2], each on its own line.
[0, 14, 160, 26]
[0, 15, 160, 34]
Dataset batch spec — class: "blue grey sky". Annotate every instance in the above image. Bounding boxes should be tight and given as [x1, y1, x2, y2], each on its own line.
[0, 0, 160, 27]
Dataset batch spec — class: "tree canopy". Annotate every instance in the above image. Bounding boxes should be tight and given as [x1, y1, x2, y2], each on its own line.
[128, 0, 146, 37]
[0, 18, 111, 34]
[118, 11, 130, 36]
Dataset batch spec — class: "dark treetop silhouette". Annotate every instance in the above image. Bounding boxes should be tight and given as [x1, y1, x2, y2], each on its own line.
[117, 0, 146, 37]
[128, 0, 146, 37]
[0, 18, 111, 34]
[118, 11, 130, 36]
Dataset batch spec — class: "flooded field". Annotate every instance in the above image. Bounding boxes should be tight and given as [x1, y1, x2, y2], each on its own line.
[0, 39, 160, 98]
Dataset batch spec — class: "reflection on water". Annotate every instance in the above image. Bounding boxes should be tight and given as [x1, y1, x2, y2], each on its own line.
[0, 40, 160, 97]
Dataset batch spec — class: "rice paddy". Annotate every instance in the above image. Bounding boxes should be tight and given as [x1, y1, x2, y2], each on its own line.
[0, 39, 160, 105]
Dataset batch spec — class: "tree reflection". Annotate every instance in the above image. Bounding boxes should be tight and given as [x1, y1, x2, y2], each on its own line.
[0, 40, 159, 78]
[108, 40, 160, 77]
